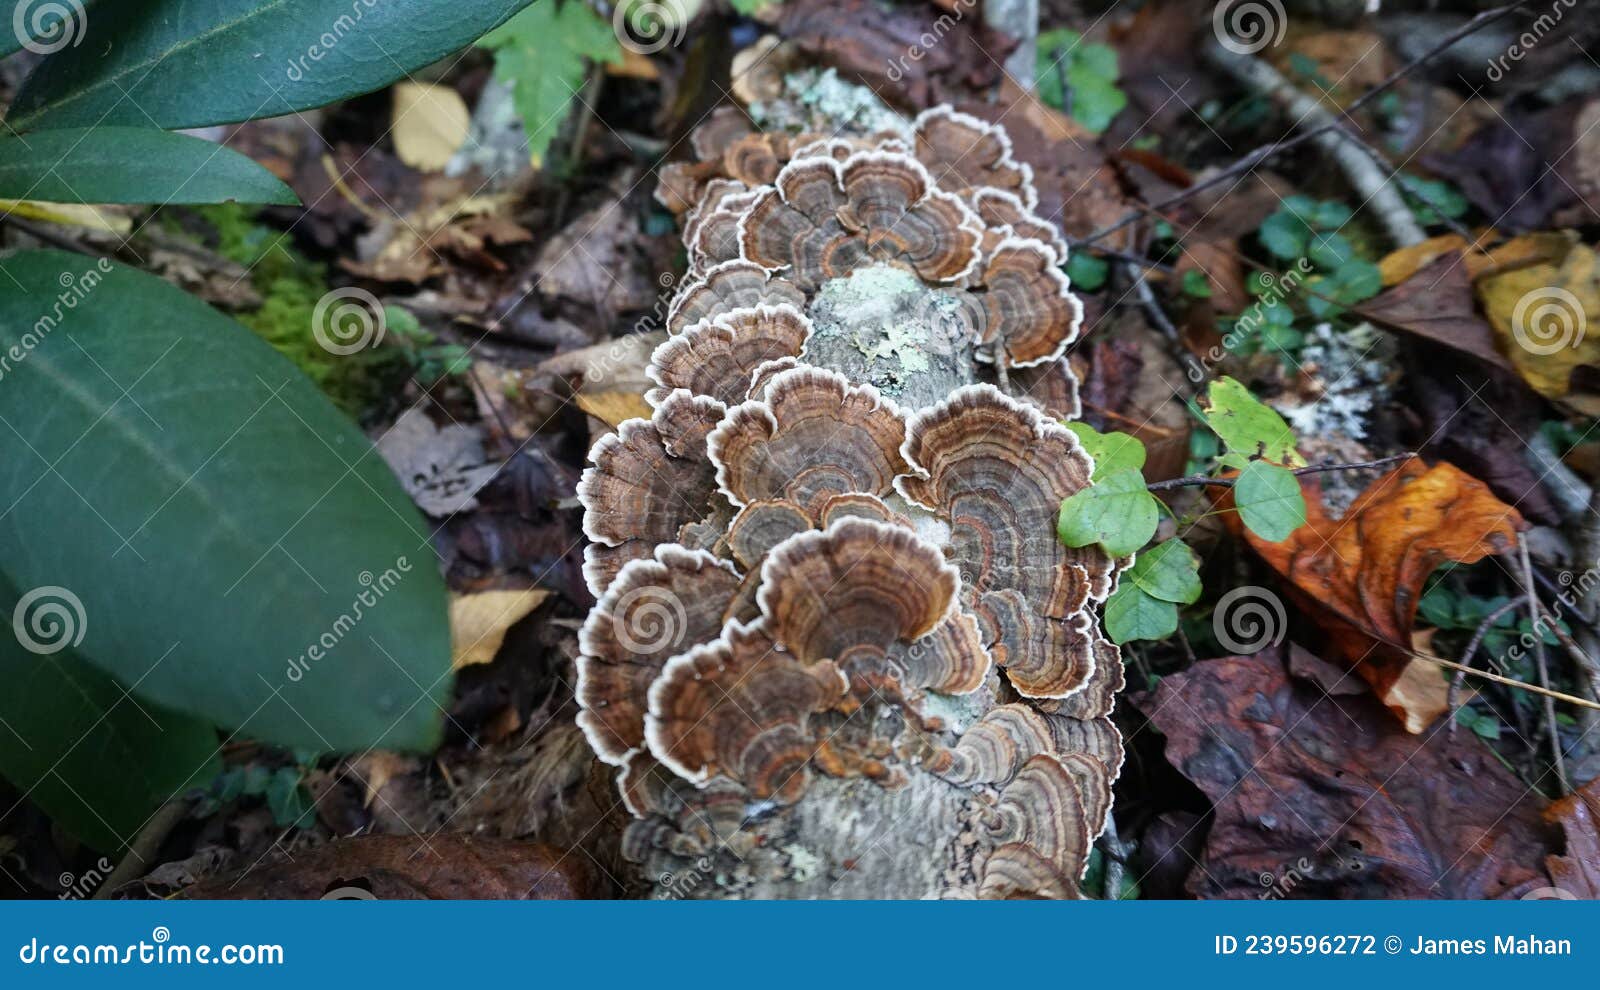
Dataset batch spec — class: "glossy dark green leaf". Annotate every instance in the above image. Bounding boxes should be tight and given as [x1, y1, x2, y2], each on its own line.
[0, 251, 450, 753]
[0, 127, 297, 205]
[9, 0, 532, 131]
[0, 578, 220, 852]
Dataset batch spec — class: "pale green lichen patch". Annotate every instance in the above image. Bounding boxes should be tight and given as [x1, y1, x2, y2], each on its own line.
[804, 265, 974, 404]
[750, 68, 911, 140]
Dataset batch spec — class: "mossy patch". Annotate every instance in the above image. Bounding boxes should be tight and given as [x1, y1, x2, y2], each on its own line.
[169, 204, 407, 417]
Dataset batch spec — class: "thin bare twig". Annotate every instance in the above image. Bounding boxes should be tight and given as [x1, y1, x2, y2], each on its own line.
[1446, 597, 1522, 736]
[1522, 542, 1568, 793]
[1146, 452, 1417, 492]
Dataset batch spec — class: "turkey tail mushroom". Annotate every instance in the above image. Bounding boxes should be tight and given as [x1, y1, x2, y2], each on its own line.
[577, 93, 1129, 899]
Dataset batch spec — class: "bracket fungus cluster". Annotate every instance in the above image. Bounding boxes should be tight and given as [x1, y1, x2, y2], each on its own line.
[577, 102, 1127, 898]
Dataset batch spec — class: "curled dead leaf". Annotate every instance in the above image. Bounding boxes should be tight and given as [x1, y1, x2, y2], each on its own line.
[1226, 459, 1524, 730]
[1131, 648, 1552, 899]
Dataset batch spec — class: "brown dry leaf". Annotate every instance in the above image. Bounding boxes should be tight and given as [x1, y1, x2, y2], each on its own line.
[1228, 459, 1524, 730]
[1132, 648, 1552, 899]
[179, 834, 589, 899]
[1176, 241, 1248, 315]
[450, 588, 551, 669]
[1359, 252, 1512, 372]
[344, 189, 531, 283]
[1274, 30, 1390, 110]
[574, 389, 652, 428]
[1545, 776, 1600, 899]
[1477, 238, 1600, 414]
[391, 82, 471, 172]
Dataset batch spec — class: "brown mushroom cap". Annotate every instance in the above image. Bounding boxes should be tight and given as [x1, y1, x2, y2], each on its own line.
[739, 152, 982, 289]
[722, 132, 791, 187]
[690, 105, 756, 162]
[726, 498, 813, 570]
[708, 366, 910, 516]
[757, 517, 990, 697]
[576, 546, 744, 765]
[899, 385, 1115, 698]
[974, 237, 1084, 368]
[971, 187, 1068, 264]
[577, 390, 728, 596]
[981, 753, 1093, 895]
[912, 106, 1038, 210]
[648, 304, 814, 408]
[687, 189, 762, 275]
[1004, 355, 1083, 421]
[645, 620, 848, 800]
[655, 159, 722, 216]
[666, 260, 807, 334]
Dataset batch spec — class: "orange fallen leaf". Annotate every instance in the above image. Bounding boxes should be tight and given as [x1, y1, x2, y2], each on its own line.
[1227, 459, 1525, 730]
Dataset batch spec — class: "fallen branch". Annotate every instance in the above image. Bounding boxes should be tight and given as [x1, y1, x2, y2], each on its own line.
[1199, 39, 1425, 247]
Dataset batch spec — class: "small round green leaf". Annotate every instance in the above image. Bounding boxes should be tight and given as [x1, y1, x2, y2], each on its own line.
[1064, 422, 1146, 480]
[1202, 377, 1305, 466]
[1235, 461, 1307, 542]
[1057, 468, 1158, 558]
[1104, 583, 1178, 645]
[1127, 538, 1202, 605]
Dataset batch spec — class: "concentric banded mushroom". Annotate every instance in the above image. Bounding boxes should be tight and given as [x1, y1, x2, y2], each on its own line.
[576, 89, 1127, 899]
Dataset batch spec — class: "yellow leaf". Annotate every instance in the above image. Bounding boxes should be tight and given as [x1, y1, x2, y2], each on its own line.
[0, 199, 131, 233]
[1477, 239, 1600, 413]
[575, 389, 652, 427]
[449, 588, 550, 669]
[392, 82, 471, 172]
